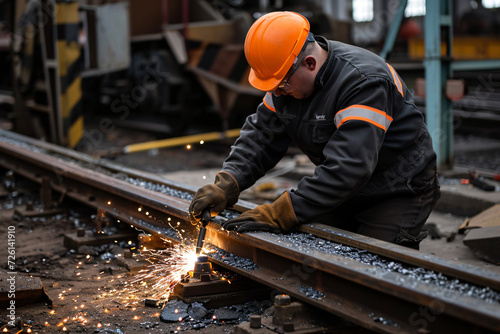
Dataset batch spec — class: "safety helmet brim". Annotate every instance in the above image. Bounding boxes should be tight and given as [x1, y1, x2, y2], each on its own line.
[248, 67, 282, 92]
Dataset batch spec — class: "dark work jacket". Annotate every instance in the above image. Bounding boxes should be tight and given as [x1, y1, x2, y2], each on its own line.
[221, 36, 436, 223]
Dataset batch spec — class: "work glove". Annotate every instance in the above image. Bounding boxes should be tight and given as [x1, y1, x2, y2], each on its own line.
[189, 172, 239, 223]
[221, 191, 299, 233]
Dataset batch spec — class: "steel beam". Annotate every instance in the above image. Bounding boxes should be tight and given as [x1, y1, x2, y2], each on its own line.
[424, 0, 453, 169]
[452, 59, 500, 72]
[380, 0, 408, 61]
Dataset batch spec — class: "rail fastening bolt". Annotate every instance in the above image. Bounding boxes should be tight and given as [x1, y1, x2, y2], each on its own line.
[274, 294, 291, 306]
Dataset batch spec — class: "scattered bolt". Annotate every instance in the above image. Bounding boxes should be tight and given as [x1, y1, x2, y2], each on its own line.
[249, 315, 261, 328]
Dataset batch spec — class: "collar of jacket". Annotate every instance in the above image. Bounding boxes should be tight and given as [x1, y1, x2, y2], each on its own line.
[313, 35, 334, 89]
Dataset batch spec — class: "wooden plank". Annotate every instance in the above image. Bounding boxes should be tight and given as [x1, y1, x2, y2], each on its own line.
[460, 204, 500, 230]
[463, 226, 500, 264]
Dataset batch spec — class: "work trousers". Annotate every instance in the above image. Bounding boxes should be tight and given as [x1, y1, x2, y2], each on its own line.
[314, 161, 441, 250]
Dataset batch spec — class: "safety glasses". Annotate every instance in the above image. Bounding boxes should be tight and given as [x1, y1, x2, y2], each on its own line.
[277, 59, 301, 90]
[276, 33, 316, 90]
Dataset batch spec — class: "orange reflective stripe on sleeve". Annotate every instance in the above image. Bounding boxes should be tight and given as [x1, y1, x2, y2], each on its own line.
[386, 63, 404, 97]
[335, 105, 393, 132]
[263, 92, 276, 112]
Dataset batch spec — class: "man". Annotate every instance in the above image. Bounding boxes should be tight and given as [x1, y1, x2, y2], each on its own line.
[189, 11, 440, 249]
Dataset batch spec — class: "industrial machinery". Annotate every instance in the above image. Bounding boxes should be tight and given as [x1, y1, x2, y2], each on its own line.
[0, 0, 348, 151]
[3, 0, 498, 164]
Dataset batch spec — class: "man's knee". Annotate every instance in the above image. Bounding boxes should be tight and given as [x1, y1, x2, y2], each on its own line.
[396, 227, 428, 250]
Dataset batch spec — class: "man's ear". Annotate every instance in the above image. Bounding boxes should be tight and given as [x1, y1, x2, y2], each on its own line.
[303, 56, 317, 71]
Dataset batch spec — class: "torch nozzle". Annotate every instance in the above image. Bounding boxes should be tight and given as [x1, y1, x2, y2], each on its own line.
[195, 226, 207, 255]
[195, 210, 211, 255]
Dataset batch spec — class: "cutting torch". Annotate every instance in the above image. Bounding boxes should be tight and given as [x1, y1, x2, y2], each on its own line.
[195, 209, 211, 255]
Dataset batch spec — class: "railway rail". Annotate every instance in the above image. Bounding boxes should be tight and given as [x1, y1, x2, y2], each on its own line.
[1, 129, 500, 334]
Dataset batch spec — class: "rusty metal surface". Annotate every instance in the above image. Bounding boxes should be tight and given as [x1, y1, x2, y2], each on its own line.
[0, 131, 194, 241]
[0, 129, 257, 214]
[205, 227, 500, 334]
[174, 276, 263, 298]
[1, 129, 500, 333]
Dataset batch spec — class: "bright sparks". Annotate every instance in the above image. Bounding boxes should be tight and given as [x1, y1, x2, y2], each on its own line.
[103, 241, 199, 306]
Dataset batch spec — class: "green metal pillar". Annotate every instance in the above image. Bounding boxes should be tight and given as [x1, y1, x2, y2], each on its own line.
[424, 0, 453, 169]
[380, 0, 408, 61]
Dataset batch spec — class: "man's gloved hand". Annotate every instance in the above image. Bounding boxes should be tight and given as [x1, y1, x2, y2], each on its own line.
[189, 172, 239, 223]
[221, 191, 298, 233]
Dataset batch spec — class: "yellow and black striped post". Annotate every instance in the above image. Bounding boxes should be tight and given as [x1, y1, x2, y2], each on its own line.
[54, 1, 83, 148]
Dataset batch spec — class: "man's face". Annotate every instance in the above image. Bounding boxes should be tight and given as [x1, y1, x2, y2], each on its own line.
[272, 59, 314, 99]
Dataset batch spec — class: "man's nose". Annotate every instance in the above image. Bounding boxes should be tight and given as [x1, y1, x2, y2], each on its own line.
[273, 88, 288, 96]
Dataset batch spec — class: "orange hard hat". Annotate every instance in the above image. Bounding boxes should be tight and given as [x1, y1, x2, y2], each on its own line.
[244, 11, 310, 91]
